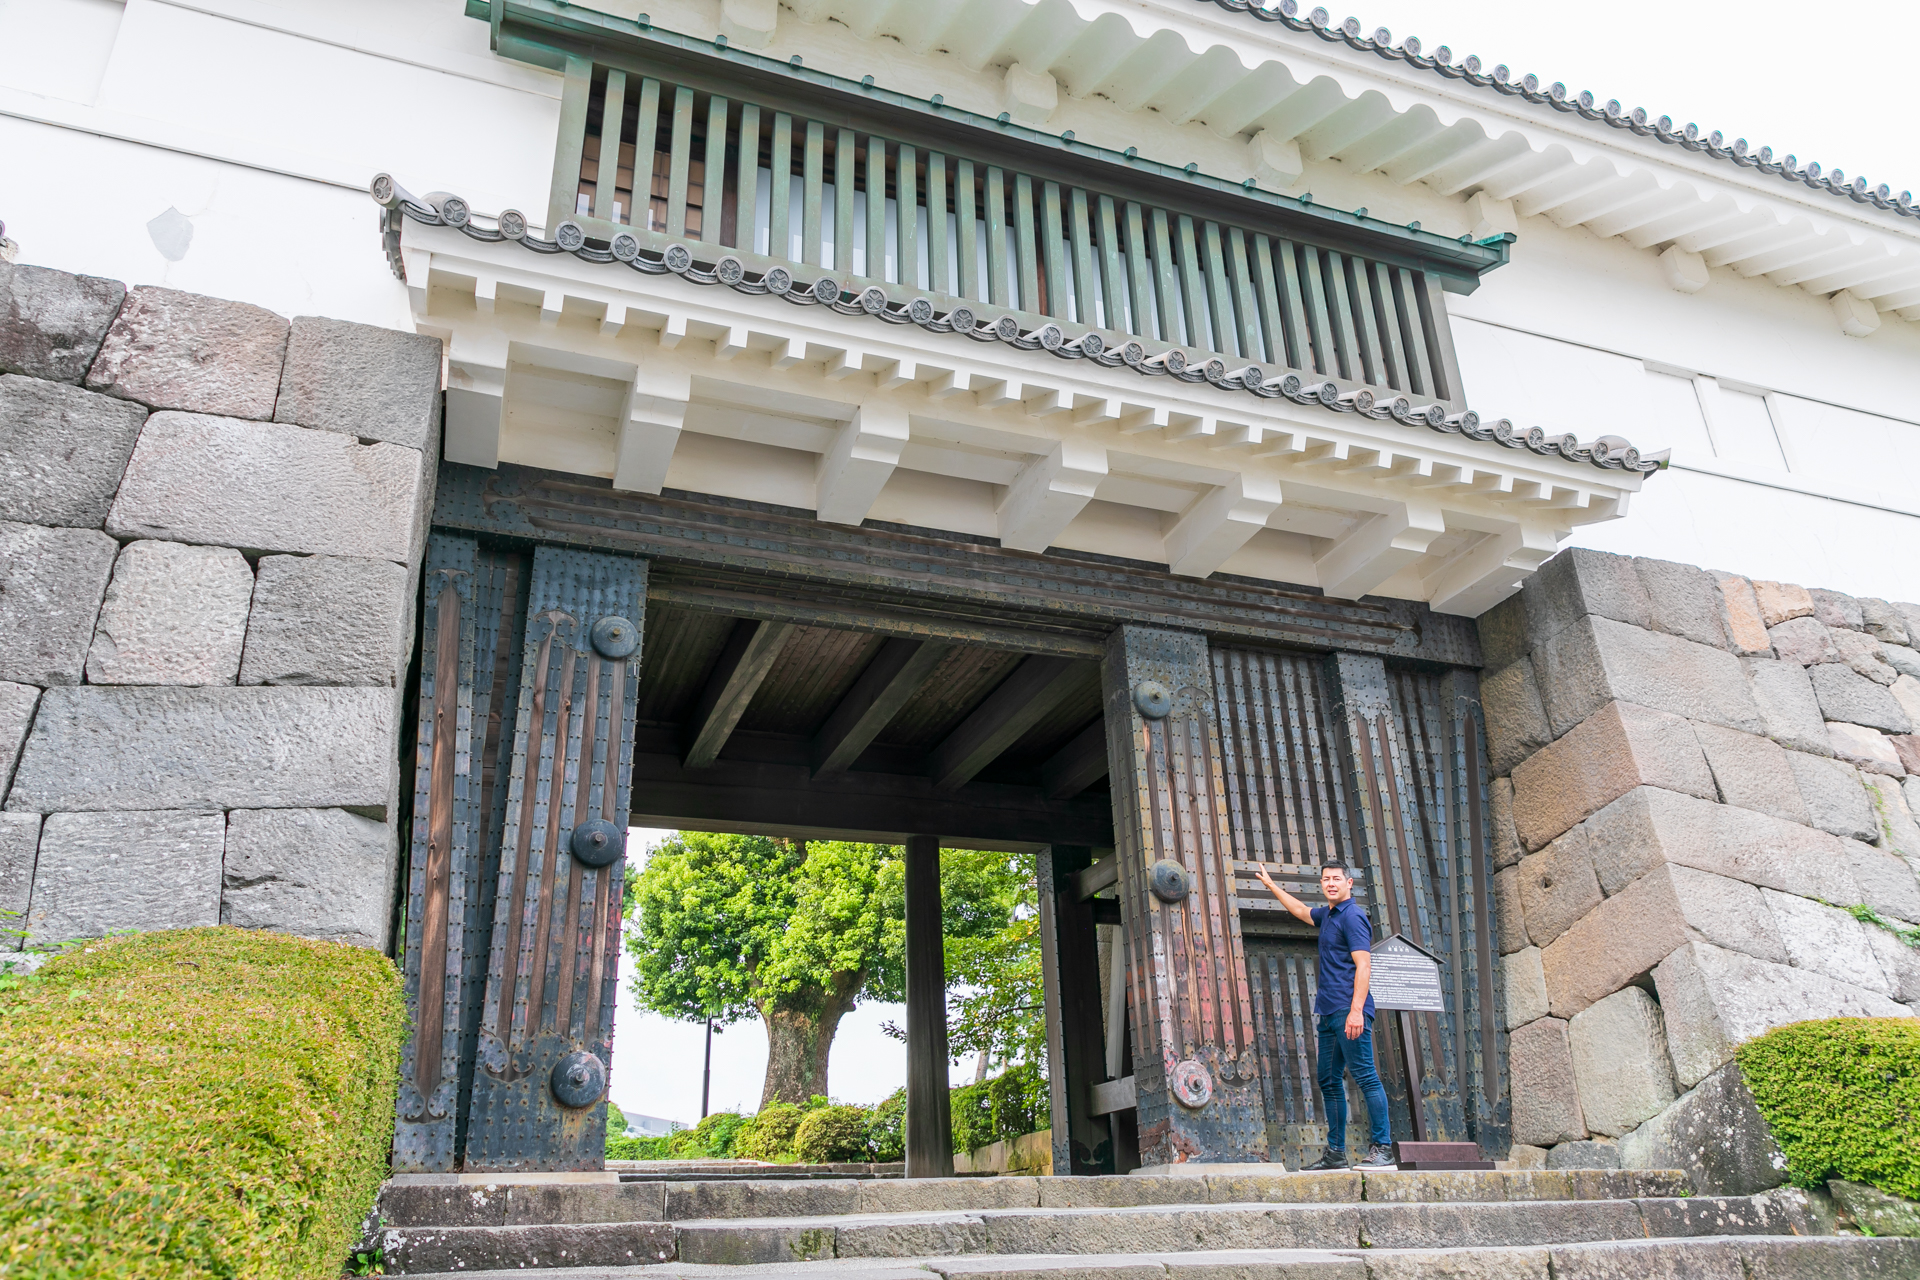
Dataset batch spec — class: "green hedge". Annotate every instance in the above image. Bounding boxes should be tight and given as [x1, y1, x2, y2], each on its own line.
[1737, 1017, 1920, 1201]
[0, 927, 406, 1279]
[949, 1061, 1049, 1156]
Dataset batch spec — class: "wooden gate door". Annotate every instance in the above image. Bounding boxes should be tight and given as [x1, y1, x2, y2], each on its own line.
[462, 546, 648, 1170]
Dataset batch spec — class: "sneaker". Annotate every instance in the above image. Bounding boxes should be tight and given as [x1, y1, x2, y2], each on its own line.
[1300, 1148, 1348, 1171]
[1356, 1143, 1397, 1169]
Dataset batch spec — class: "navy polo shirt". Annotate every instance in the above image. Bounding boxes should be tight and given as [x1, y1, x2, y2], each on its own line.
[1310, 898, 1376, 1019]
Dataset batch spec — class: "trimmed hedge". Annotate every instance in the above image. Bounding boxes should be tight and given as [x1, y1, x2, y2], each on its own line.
[949, 1061, 1049, 1156]
[0, 927, 406, 1279]
[1737, 1017, 1920, 1201]
[792, 1105, 870, 1162]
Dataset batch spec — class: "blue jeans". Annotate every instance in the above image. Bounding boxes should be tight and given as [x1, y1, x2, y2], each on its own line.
[1316, 1012, 1390, 1151]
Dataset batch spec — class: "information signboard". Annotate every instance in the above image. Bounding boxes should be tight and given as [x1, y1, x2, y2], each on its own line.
[1369, 934, 1446, 1012]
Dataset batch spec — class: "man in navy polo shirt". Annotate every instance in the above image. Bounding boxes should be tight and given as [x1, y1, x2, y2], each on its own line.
[1254, 861, 1393, 1170]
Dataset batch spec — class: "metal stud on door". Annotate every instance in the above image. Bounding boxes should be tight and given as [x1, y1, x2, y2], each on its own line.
[464, 547, 647, 1170]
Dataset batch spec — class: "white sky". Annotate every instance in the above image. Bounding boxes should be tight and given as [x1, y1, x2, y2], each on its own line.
[606, 0, 1918, 1128]
[1320, 0, 1919, 193]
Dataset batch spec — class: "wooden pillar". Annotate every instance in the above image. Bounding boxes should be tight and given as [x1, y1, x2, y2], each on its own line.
[1444, 667, 1511, 1151]
[1103, 625, 1269, 1167]
[462, 547, 648, 1171]
[1036, 845, 1110, 1175]
[904, 834, 954, 1177]
[392, 535, 479, 1172]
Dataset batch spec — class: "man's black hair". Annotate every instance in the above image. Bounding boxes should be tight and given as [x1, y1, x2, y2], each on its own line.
[1321, 862, 1353, 878]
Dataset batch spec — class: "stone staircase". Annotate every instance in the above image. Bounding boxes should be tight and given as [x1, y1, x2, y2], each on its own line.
[380, 1169, 1914, 1278]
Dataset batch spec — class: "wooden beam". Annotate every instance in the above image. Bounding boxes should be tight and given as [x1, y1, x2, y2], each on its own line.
[683, 619, 794, 768]
[927, 655, 1084, 791]
[811, 638, 951, 777]
[1071, 853, 1119, 902]
[1039, 845, 1111, 1174]
[904, 835, 953, 1178]
[1041, 719, 1108, 799]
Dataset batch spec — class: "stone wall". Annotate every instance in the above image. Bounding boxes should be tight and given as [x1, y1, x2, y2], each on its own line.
[1480, 548, 1920, 1185]
[0, 262, 441, 957]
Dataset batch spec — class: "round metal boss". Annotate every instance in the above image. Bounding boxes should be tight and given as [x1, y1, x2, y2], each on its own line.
[1171, 1058, 1213, 1109]
[591, 615, 638, 659]
[550, 1050, 607, 1109]
[570, 819, 625, 867]
[1149, 859, 1190, 903]
[1133, 680, 1172, 720]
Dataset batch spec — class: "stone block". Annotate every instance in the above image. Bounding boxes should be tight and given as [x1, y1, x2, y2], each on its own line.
[1811, 588, 1864, 631]
[1762, 888, 1891, 994]
[1828, 1180, 1920, 1238]
[238, 554, 409, 687]
[1634, 558, 1728, 648]
[0, 811, 38, 947]
[0, 375, 148, 526]
[1509, 1018, 1587, 1146]
[1834, 629, 1898, 685]
[1859, 598, 1911, 646]
[0, 680, 38, 797]
[1494, 865, 1527, 955]
[1896, 736, 1920, 776]
[1866, 926, 1920, 1003]
[1751, 580, 1813, 627]
[1782, 752, 1875, 840]
[26, 810, 224, 946]
[1710, 573, 1772, 656]
[1637, 1188, 1812, 1239]
[1505, 1145, 1548, 1170]
[273, 317, 442, 450]
[221, 808, 396, 948]
[1885, 645, 1920, 681]
[1517, 829, 1604, 948]
[1492, 776, 1523, 870]
[1511, 701, 1716, 851]
[1483, 659, 1551, 778]
[1767, 616, 1837, 666]
[1582, 784, 1858, 902]
[1534, 616, 1763, 739]
[106, 411, 423, 562]
[1544, 862, 1786, 1017]
[1864, 774, 1920, 858]
[1690, 722, 1809, 824]
[1840, 839, 1920, 924]
[1522, 548, 1652, 647]
[1829, 721, 1904, 775]
[1544, 1140, 1621, 1170]
[1617, 1060, 1784, 1195]
[1477, 591, 1530, 673]
[6, 685, 397, 814]
[1892, 675, 1920, 728]
[1503, 946, 1550, 1031]
[1568, 987, 1678, 1137]
[1653, 941, 1910, 1087]
[0, 521, 117, 686]
[85, 286, 288, 418]
[0, 262, 125, 383]
[85, 541, 253, 686]
[1743, 658, 1830, 756]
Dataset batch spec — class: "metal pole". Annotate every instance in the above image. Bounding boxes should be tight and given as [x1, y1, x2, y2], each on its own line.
[701, 1019, 714, 1120]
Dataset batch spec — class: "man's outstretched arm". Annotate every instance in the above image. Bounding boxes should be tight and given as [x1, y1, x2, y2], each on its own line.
[1254, 864, 1316, 926]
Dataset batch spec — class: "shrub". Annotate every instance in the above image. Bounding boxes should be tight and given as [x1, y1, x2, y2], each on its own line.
[663, 1110, 749, 1160]
[865, 1089, 906, 1163]
[949, 1061, 1050, 1155]
[792, 1105, 871, 1162]
[736, 1102, 806, 1161]
[0, 926, 406, 1280]
[1737, 1017, 1920, 1201]
[605, 1133, 671, 1161]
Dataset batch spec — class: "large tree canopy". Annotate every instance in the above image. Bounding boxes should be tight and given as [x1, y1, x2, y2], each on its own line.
[623, 834, 1037, 1106]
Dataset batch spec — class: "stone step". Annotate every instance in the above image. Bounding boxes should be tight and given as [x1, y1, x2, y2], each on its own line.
[395, 1234, 1920, 1280]
[377, 1169, 1689, 1230]
[377, 1187, 1811, 1274]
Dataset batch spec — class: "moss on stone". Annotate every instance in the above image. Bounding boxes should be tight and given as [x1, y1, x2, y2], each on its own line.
[0, 926, 405, 1279]
[1737, 1017, 1920, 1201]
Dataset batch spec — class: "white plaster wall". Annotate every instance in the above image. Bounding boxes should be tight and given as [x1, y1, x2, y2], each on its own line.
[4, 0, 1916, 604]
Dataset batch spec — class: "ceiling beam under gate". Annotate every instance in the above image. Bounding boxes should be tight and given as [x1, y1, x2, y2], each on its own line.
[811, 637, 953, 777]
[684, 618, 794, 768]
[928, 655, 1084, 791]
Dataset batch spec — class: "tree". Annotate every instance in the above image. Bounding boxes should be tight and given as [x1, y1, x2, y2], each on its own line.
[623, 834, 1030, 1107]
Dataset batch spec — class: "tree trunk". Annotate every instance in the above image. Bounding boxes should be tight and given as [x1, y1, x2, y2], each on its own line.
[758, 972, 860, 1107]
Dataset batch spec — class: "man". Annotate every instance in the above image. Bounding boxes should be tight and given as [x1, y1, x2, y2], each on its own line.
[1253, 861, 1393, 1170]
